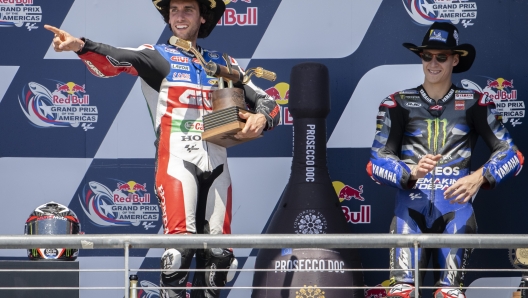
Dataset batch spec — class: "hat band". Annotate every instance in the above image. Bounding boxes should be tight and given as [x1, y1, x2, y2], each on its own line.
[415, 45, 469, 57]
[153, 0, 162, 10]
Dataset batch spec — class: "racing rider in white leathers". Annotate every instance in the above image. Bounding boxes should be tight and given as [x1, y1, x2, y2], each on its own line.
[45, 0, 280, 297]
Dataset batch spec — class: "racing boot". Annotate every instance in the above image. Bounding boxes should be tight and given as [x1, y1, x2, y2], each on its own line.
[190, 248, 237, 298]
[160, 248, 195, 298]
[433, 288, 465, 298]
[386, 283, 416, 298]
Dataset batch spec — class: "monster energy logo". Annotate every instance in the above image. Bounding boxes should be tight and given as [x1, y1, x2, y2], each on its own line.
[65, 249, 73, 257]
[425, 119, 448, 151]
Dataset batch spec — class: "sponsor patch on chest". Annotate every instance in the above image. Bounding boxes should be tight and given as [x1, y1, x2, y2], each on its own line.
[455, 100, 465, 110]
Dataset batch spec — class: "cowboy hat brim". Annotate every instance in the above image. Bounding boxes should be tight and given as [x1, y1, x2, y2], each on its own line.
[403, 42, 476, 73]
[152, 0, 225, 38]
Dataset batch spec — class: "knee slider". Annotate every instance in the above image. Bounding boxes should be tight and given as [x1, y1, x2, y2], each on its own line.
[161, 248, 194, 276]
[205, 248, 238, 287]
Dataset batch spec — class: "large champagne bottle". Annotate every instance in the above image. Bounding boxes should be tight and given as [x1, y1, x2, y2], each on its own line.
[251, 62, 364, 297]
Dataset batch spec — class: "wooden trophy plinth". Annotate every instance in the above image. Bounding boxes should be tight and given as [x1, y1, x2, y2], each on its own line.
[202, 87, 262, 148]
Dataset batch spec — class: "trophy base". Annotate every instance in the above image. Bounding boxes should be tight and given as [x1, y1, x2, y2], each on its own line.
[202, 120, 262, 148]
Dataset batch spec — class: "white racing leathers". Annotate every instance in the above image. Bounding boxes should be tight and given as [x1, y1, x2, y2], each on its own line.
[78, 40, 280, 298]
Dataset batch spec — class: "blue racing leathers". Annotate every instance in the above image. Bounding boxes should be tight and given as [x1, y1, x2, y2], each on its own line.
[366, 85, 524, 289]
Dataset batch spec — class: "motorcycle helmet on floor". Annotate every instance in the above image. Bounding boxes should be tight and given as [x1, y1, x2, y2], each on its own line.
[24, 201, 81, 260]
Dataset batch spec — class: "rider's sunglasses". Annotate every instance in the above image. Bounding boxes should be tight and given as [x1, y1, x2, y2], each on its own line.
[420, 52, 452, 63]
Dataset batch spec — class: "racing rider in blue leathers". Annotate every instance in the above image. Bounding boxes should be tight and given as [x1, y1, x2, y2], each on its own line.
[367, 22, 524, 298]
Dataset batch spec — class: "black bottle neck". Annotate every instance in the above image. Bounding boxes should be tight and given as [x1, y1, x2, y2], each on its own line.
[290, 118, 330, 184]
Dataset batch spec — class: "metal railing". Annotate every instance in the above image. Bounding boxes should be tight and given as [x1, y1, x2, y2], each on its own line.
[0, 233, 527, 298]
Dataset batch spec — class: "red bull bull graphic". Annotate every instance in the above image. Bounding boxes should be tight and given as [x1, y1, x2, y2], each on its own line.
[78, 180, 159, 230]
[333, 181, 372, 224]
[486, 78, 515, 92]
[0, 0, 42, 31]
[265, 82, 292, 125]
[339, 185, 365, 201]
[501, 79, 514, 89]
[18, 81, 99, 130]
[333, 181, 365, 202]
[133, 182, 147, 192]
[461, 77, 524, 127]
[403, 0, 478, 28]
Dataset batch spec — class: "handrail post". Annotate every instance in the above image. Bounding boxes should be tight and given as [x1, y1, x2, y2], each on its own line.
[125, 241, 130, 298]
[414, 241, 420, 298]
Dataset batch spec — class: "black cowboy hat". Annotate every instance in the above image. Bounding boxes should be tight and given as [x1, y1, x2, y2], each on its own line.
[152, 0, 225, 38]
[403, 22, 476, 73]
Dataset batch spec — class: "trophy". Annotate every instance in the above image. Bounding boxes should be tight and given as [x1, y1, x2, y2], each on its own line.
[169, 36, 276, 147]
[509, 248, 528, 297]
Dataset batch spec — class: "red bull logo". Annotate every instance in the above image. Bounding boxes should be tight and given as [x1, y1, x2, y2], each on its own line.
[339, 185, 365, 201]
[55, 82, 86, 95]
[462, 77, 524, 127]
[487, 78, 514, 90]
[333, 181, 371, 224]
[117, 181, 148, 193]
[218, 7, 258, 26]
[80, 181, 158, 228]
[333, 181, 366, 202]
[342, 205, 371, 224]
[113, 193, 151, 204]
[52, 94, 89, 105]
[265, 82, 289, 103]
[265, 82, 291, 125]
[53, 82, 90, 105]
[485, 78, 518, 101]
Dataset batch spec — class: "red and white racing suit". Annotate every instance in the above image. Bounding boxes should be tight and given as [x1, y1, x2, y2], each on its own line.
[77, 39, 280, 297]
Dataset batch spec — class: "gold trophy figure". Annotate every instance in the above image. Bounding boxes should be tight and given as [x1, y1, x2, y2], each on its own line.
[169, 37, 276, 147]
[510, 248, 528, 297]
